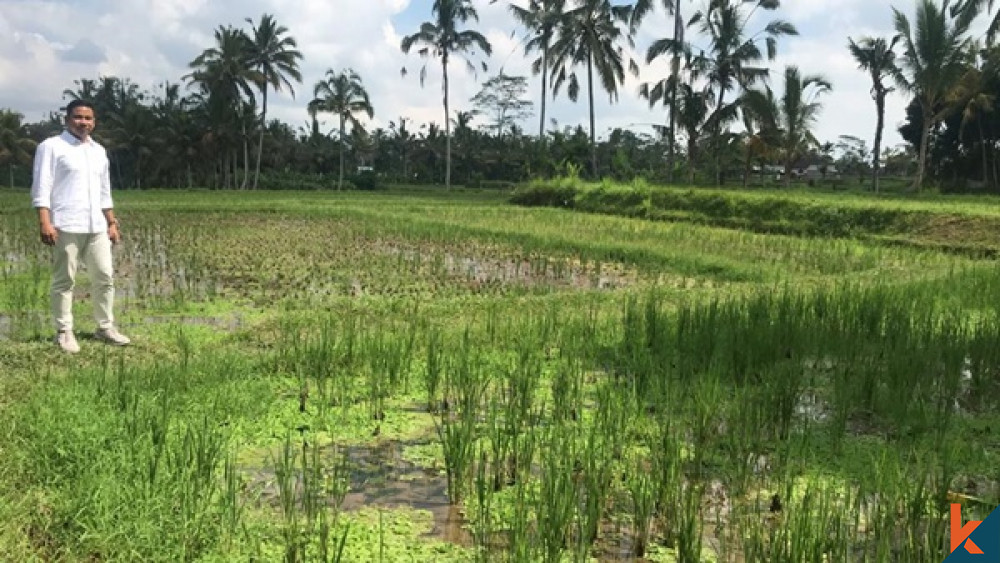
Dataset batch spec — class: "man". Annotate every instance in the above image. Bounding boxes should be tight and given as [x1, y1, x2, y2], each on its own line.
[31, 99, 131, 353]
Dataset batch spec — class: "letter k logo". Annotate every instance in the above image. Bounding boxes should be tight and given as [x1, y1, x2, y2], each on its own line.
[952, 503, 984, 555]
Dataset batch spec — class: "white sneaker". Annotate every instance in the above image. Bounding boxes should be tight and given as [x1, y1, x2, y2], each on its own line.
[56, 331, 80, 354]
[95, 327, 131, 346]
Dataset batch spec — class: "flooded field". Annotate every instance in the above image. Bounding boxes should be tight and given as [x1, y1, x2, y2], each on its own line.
[0, 189, 998, 561]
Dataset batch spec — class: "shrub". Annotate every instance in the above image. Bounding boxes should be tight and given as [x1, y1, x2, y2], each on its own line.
[348, 171, 381, 191]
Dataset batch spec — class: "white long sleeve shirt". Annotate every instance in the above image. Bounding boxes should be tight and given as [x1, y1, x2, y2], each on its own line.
[31, 131, 114, 234]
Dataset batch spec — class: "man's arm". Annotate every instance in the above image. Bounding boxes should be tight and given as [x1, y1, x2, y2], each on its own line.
[99, 148, 119, 244]
[31, 141, 57, 246]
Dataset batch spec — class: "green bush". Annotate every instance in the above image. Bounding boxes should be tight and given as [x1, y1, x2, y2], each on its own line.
[509, 182, 578, 208]
[347, 171, 381, 191]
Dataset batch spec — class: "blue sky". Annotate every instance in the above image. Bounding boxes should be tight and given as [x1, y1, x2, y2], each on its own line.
[0, 0, 989, 155]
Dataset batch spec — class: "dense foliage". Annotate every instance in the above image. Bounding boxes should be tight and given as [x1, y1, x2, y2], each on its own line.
[5, 1, 1000, 192]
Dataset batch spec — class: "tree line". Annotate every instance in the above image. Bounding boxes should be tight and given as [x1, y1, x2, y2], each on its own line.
[2, 0, 1000, 193]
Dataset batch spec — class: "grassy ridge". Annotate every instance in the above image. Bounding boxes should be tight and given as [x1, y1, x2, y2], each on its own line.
[511, 179, 1000, 255]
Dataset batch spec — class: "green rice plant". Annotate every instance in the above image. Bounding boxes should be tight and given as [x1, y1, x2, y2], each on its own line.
[627, 459, 657, 557]
[674, 481, 705, 563]
[2, 257, 47, 340]
[273, 434, 304, 562]
[740, 475, 858, 563]
[424, 326, 443, 412]
[485, 396, 512, 491]
[574, 422, 613, 558]
[471, 445, 495, 561]
[436, 410, 478, 504]
[760, 359, 806, 441]
[219, 454, 244, 548]
[550, 356, 583, 423]
[536, 422, 577, 563]
[506, 456, 536, 562]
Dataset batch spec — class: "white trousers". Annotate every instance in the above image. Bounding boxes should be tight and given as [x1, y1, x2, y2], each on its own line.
[51, 230, 115, 332]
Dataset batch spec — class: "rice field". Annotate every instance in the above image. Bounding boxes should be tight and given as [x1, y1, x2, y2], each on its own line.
[0, 188, 997, 562]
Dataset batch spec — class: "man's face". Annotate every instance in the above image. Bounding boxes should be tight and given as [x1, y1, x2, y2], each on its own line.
[65, 106, 96, 140]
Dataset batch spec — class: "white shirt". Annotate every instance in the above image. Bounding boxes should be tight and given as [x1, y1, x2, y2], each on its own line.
[31, 131, 114, 234]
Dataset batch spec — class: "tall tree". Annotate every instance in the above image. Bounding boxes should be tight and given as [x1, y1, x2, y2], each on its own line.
[693, 0, 797, 184]
[848, 36, 899, 192]
[0, 109, 36, 188]
[311, 68, 374, 190]
[245, 14, 303, 190]
[893, 0, 973, 190]
[744, 67, 831, 188]
[401, 0, 493, 189]
[675, 83, 712, 183]
[953, 0, 1000, 41]
[470, 74, 534, 137]
[506, 0, 567, 141]
[640, 0, 689, 183]
[947, 44, 1000, 188]
[549, 0, 644, 177]
[187, 25, 261, 189]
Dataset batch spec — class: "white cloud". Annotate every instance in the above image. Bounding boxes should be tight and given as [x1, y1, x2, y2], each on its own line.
[0, 0, 968, 153]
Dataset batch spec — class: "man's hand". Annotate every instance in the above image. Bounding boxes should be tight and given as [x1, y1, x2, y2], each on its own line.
[40, 223, 57, 246]
[108, 223, 121, 244]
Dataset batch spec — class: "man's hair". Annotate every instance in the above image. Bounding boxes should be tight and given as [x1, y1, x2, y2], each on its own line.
[65, 99, 95, 116]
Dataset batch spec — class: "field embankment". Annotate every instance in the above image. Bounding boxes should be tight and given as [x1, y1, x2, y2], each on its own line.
[511, 179, 1000, 256]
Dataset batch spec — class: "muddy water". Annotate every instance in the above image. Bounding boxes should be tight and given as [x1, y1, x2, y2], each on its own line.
[246, 440, 471, 545]
[340, 441, 472, 544]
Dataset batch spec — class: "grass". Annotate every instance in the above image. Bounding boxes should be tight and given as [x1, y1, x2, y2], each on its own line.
[0, 186, 998, 561]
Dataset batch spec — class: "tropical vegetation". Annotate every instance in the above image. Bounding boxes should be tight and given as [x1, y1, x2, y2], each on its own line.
[4, 1, 1000, 192]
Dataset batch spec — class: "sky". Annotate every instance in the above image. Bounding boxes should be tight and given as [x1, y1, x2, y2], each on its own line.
[0, 0, 987, 154]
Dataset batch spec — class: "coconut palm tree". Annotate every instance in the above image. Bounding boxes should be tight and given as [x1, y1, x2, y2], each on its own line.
[952, 0, 1000, 41]
[401, 0, 493, 189]
[0, 109, 36, 188]
[506, 0, 567, 141]
[244, 14, 302, 190]
[311, 68, 374, 190]
[948, 44, 1000, 188]
[642, 0, 694, 183]
[675, 83, 712, 183]
[187, 25, 262, 189]
[549, 0, 643, 177]
[893, 0, 973, 190]
[848, 36, 899, 192]
[743, 66, 831, 188]
[693, 0, 797, 184]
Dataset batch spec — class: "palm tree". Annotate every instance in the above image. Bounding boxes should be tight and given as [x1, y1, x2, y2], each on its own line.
[745, 66, 831, 188]
[389, 117, 416, 179]
[0, 110, 36, 188]
[675, 83, 712, 183]
[244, 14, 303, 190]
[693, 0, 797, 184]
[549, 0, 643, 177]
[952, 0, 1000, 41]
[187, 25, 262, 189]
[848, 36, 899, 192]
[893, 0, 973, 190]
[401, 0, 493, 189]
[507, 0, 567, 141]
[948, 44, 999, 188]
[643, 0, 695, 183]
[737, 84, 780, 187]
[311, 68, 374, 190]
